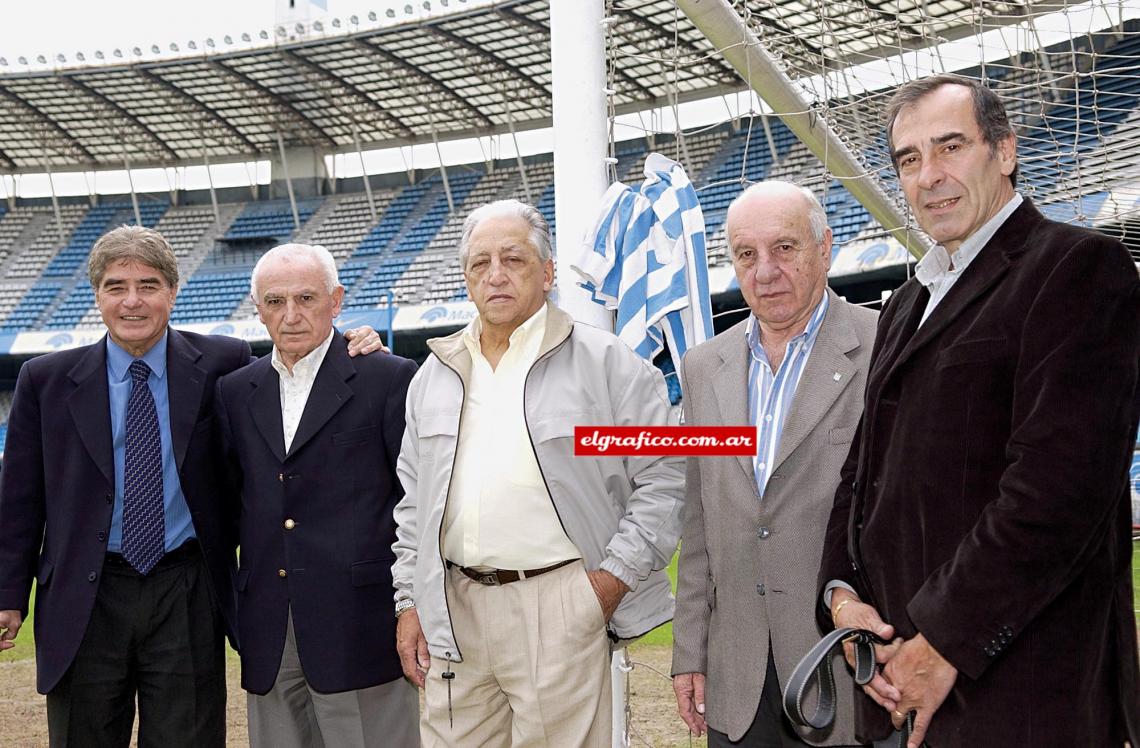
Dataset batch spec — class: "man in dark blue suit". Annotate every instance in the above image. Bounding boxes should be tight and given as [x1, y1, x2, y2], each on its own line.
[0, 225, 380, 747]
[215, 243, 418, 747]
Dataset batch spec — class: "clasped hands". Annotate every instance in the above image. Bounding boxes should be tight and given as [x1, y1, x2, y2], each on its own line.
[830, 590, 957, 748]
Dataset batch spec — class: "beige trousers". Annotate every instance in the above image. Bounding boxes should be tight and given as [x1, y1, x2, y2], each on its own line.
[421, 560, 612, 748]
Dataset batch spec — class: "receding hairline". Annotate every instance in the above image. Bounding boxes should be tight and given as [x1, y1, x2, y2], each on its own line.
[250, 243, 341, 300]
[729, 177, 829, 242]
[729, 182, 812, 216]
[467, 214, 543, 255]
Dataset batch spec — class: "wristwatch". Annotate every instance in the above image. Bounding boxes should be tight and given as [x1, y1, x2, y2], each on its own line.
[395, 598, 416, 618]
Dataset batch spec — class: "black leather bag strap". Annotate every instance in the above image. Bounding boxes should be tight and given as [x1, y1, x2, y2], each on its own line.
[783, 627, 884, 729]
[782, 627, 921, 746]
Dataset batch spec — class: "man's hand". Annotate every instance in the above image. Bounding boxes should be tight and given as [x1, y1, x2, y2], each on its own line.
[395, 608, 430, 688]
[0, 610, 22, 651]
[344, 326, 388, 356]
[673, 672, 708, 736]
[586, 569, 629, 623]
[883, 633, 957, 748]
[831, 590, 901, 711]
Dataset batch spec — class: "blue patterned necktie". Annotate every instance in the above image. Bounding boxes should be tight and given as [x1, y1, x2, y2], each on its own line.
[121, 359, 165, 575]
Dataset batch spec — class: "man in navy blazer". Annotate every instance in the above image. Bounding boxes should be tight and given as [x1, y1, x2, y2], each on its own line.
[0, 226, 381, 747]
[0, 225, 247, 747]
[215, 242, 418, 747]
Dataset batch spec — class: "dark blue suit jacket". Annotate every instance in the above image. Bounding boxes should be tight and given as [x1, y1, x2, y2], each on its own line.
[215, 329, 416, 695]
[0, 329, 252, 693]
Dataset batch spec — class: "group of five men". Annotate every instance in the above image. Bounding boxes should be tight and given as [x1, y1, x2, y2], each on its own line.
[0, 74, 1136, 748]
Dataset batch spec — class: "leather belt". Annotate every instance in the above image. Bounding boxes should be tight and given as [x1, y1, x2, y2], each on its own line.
[449, 558, 576, 586]
[782, 626, 923, 748]
[104, 539, 201, 571]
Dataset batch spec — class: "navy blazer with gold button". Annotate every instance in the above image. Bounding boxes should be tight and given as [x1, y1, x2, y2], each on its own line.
[215, 328, 416, 695]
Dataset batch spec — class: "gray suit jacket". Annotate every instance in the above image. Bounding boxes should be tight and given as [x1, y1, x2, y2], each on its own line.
[672, 289, 876, 744]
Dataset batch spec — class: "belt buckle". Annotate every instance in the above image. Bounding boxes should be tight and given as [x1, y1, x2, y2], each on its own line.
[477, 572, 499, 586]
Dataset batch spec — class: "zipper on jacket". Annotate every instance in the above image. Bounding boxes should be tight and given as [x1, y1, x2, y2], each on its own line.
[521, 332, 576, 548]
[430, 355, 467, 662]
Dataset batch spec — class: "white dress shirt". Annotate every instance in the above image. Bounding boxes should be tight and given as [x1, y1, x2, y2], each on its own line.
[443, 304, 580, 570]
[915, 193, 1022, 326]
[271, 330, 334, 453]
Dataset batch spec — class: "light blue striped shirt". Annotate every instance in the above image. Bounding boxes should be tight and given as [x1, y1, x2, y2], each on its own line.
[746, 292, 830, 498]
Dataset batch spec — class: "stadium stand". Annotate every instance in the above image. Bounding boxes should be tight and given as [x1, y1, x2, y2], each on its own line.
[0, 21, 1138, 344]
[224, 199, 319, 242]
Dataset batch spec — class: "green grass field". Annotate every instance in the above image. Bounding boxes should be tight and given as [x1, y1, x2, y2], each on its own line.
[5, 539, 1139, 664]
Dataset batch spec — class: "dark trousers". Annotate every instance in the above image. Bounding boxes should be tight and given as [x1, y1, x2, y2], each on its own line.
[46, 542, 226, 748]
[708, 650, 813, 748]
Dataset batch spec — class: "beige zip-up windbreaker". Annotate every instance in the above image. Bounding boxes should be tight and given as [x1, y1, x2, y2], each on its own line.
[392, 302, 685, 662]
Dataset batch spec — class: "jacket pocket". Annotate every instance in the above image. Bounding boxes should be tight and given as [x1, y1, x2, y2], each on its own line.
[529, 409, 608, 444]
[332, 426, 378, 446]
[937, 337, 1009, 369]
[416, 412, 458, 459]
[36, 558, 54, 587]
[351, 557, 395, 587]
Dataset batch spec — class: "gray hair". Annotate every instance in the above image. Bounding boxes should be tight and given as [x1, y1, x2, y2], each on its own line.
[89, 225, 179, 289]
[728, 181, 829, 244]
[885, 74, 1018, 187]
[250, 243, 340, 301]
[458, 199, 553, 269]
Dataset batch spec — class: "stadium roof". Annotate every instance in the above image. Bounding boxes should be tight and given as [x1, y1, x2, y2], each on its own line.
[0, 0, 1041, 173]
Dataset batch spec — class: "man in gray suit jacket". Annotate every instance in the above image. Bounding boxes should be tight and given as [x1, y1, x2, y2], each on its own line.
[672, 181, 876, 747]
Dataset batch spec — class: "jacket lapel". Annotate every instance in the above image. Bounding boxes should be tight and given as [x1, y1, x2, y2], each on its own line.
[711, 319, 759, 499]
[66, 338, 114, 486]
[248, 359, 287, 464]
[880, 200, 1040, 384]
[166, 329, 207, 472]
[286, 331, 355, 459]
[773, 291, 859, 471]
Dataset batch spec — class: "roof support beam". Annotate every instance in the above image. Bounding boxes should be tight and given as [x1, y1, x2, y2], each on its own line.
[425, 25, 551, 107]
[206, 60, 337, 149]
[677, 0, 926, 257]
[0, 85, 97, 164]
[60, 75, 182, 162]
[610, 6, 759, 83]
[349, 38, 495, 130]
[495, 6, 657, 102]
[278, 48, 416, 139]
[133, 67, 261, 155]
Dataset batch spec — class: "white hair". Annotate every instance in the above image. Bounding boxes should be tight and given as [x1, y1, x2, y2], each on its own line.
[250, 243, 340, 300]
[457, 199, 553, 269]
[728, 181, 829, 244]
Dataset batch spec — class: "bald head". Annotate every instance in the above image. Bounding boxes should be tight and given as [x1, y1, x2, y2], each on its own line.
[726, 181, 828, 244]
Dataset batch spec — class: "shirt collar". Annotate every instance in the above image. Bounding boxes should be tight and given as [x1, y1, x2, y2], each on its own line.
[462, 303, 548, 361]
[916, 193, 1023, 287]
[271, 329, 335, 379]
[745, 290, 830, 366]
[106, 329, 169, 382]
